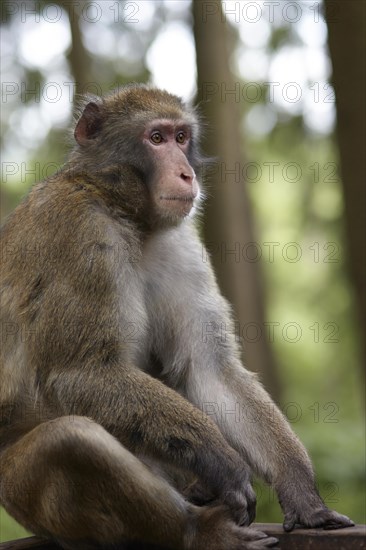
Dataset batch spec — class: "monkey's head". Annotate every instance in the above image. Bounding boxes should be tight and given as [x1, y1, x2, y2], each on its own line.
[72, 84, 203, 227]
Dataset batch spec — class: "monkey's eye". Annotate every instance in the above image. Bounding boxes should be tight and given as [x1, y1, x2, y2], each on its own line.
[176, 132, 186, 144]
[150, 132, 163, 144]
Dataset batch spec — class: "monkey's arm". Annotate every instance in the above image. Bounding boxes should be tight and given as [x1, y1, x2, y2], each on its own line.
[188, 361, 353, 531]
[44, 363, 255, 526]
[188, 319, 353, 530]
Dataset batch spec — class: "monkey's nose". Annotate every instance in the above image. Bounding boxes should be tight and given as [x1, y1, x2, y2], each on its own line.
[180, 171, 194, 185]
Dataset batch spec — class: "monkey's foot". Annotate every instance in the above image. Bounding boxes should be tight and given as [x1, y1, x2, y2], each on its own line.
[242, 529, 279, 549]
[190, 506, 278, 549]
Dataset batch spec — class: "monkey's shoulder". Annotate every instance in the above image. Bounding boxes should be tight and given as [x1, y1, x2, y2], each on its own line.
[0, 175, 142, 293]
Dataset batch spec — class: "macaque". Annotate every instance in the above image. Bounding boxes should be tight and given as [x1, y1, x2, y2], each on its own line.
[0, 84, 353, 549]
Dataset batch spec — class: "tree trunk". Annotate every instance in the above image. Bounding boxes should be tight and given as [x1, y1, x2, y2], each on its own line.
[58, 0, 93, 100]
[192, 0, 281, 400]
[325, 0, 366, 366]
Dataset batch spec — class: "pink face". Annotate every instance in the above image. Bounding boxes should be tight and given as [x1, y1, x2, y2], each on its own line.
[142, 119, 199, 221]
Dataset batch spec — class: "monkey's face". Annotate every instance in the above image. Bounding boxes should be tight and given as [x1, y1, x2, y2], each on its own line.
[73, 86, 202, 227]
[142, 119, 200, 224]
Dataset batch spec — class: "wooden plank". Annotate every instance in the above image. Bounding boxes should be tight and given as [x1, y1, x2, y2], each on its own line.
[0, 540, 53, 550]
[0, 524, 365, 549]
[256, 523, 366, 550]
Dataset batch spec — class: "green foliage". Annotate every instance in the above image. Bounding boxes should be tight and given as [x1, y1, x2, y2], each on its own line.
[246, 124, 365, 525]
[0, 509, 30, 542]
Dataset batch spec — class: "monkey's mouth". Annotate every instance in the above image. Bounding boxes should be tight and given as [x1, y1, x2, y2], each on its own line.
[160, 195, 195, 202]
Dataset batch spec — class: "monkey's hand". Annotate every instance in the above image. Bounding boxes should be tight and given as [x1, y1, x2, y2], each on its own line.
[183, 479, 216, 506]
[220, 470, 257, 526]
[184, 473, 256, 526]
[282, 504, 355, 532]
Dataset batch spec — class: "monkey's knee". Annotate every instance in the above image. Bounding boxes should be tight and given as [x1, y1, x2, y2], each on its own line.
[2, 415, 112, 472]
[1, 417, 190, 546]
[1, 417, 128, 539]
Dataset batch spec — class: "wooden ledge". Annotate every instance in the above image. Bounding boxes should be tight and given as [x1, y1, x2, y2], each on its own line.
[1, 524, 365, 549]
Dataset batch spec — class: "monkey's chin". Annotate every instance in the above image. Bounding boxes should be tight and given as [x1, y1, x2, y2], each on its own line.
[160, 197, 195, 217]
[153, 198, 195, 227]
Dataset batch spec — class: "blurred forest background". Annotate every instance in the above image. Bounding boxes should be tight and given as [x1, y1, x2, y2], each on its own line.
[0, 0, 365, 541]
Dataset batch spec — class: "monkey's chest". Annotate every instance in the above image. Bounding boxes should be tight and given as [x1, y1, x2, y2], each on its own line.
[135, 275, 190, 382]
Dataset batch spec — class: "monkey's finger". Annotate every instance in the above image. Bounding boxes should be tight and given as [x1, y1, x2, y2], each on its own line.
[242, 529, 273, 540]
[264, 537, 279, 548]
[235, 507, 250, 527]
[234, 501, 256, 526]
[321, 511, 355, 530]
[262, 537, 279, 548]
[246, 485, 257, 525]
[263, 537, 279, 547]
[224, 489, 253, 526]
[283, 511, 297, 532]
[232, 526, 279, 547]
[299, 507, 355, 530]
[247, 536, 279, 549]
[231, 482, 256, 525]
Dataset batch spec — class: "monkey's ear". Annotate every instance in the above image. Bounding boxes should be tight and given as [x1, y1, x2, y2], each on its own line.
[74, 102, 102, 145]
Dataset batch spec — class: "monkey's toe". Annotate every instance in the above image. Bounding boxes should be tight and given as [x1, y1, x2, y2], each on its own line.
[321, 510, 355, 530]
[245, 533, 279, 549]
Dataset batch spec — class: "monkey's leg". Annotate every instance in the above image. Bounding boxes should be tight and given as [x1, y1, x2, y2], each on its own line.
[187, 363, 354, 532]
[0, 417, 277, 550]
